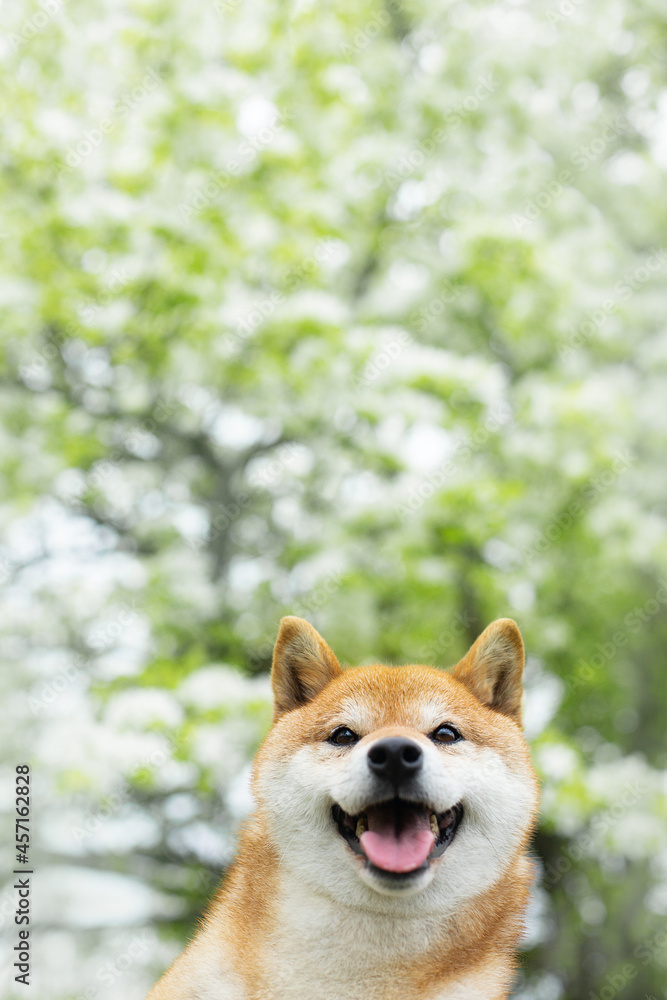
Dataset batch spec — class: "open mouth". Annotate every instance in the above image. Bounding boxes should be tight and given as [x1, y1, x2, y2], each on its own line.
[332, 798, 463, 877]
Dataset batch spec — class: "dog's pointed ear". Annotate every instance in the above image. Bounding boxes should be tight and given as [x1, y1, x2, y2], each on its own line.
[271, 616, 342, 721]
[452, 618, 525, 723]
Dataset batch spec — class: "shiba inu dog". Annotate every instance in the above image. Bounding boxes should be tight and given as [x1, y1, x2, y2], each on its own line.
[148, 615, 539, 1000]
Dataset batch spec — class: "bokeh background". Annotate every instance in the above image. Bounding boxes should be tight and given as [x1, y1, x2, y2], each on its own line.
[1, 0, 666, 997]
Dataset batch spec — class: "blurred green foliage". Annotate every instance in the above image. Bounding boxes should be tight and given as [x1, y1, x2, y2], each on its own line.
[0, 0, 666, 997]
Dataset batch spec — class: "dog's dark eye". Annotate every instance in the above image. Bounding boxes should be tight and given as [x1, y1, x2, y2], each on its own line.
[329, 726, 359, 746]
[431, 724, 462, 744]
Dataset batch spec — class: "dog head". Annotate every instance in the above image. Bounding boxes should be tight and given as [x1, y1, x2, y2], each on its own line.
[252, 617, 539, 913]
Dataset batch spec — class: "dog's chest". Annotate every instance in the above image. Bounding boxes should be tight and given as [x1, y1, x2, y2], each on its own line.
[259, 894, 423, 999]
[250, 892, 503, 1000]
[257, 945, 501, 1000]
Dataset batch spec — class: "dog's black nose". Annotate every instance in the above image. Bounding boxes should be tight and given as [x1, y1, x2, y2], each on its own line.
[367, 737, 423, 785]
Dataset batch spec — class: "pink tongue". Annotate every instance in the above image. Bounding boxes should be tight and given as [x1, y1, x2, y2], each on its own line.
[360, 804, 435, 873]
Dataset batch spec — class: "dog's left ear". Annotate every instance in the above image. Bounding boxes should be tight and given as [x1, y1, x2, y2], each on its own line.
[271, 616, 342, 721]
[452, 618, 525, 723]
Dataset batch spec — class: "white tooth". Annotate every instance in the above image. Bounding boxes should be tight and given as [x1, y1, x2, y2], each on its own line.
[356, 816, 367, 838]
[430, 813, 439, 838]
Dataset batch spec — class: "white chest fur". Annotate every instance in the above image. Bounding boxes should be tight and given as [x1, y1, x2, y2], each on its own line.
[245, 883, 503, 1000]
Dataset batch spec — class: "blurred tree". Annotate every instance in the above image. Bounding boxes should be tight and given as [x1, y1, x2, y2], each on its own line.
[0, 0, 666, 997]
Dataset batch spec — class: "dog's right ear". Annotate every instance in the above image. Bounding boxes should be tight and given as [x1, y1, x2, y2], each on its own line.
[271, 616, 342, 721]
